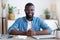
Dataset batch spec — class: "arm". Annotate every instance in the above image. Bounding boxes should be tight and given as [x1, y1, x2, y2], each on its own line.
[38, 18, 53, 35]
[8, 18, 24, 35]
[26, 18, 53, 36]
[36, 29, 50, 35]
[8, 18, 31, 35]
[10, 30, 27, 35]
[26, 29, 50, 36]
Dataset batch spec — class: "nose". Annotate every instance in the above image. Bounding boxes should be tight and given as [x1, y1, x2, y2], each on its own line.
[28, 10, 32, 14]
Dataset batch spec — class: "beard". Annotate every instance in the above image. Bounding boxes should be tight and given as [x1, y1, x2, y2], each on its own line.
[26, 13, 34, 18]
[26, 13, 34, 21]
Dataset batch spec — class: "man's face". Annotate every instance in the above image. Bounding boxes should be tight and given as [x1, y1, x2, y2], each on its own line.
[25, 6, 35, 18]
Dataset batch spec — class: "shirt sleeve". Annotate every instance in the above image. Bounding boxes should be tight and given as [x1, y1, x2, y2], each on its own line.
[8, 18, 20, 34]
[38, 18, 54, 35]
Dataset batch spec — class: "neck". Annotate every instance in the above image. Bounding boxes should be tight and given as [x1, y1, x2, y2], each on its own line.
[26, 16, 33, 21]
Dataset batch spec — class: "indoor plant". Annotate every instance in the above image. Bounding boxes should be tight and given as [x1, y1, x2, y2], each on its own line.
[44, 8, 50, 19]
[56, 26, 60, 38]
[8, 4, 15, 20]
[55, 22, 60, 38]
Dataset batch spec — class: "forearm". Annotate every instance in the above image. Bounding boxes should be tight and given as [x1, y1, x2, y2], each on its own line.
[36, 30, 50, 35]
[10, 30, 26, 35]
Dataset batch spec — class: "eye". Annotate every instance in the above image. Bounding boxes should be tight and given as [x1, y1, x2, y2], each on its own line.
[31, 9, 34, 11]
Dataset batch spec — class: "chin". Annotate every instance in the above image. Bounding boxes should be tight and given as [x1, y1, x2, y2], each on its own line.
[29, 16, 33, 18]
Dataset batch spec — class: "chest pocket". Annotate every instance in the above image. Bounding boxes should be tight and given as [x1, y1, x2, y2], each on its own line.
[32, 23, 40, 32]
[19, 22, 27, 32]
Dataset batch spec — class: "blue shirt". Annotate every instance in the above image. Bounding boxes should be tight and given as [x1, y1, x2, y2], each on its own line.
[8, 16, 53, 35]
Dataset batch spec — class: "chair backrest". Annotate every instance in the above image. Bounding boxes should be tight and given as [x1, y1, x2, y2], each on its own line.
[7, 20, 15, 30]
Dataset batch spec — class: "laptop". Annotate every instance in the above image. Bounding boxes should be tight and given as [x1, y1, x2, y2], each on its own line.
[32, 35, 56, 39]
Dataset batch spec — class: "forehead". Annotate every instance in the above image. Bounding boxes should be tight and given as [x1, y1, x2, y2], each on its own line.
[25, 6, 35, 9]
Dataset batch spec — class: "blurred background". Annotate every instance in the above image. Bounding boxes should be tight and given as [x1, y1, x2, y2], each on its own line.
[0, 0, 60, 35]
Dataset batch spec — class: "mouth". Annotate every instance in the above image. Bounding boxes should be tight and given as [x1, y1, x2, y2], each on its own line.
[29, 13, 32, 16]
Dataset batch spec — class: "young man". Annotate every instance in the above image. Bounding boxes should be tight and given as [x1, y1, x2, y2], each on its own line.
[8, 3, 53, 36]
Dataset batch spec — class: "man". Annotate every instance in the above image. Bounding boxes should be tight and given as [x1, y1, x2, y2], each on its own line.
[8, 3, 53, 36]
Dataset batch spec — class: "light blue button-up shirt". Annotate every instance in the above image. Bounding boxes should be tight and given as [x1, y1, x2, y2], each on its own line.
[8, 16, 53, 35]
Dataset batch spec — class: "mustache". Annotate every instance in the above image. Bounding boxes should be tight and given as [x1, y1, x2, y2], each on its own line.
[26, 15, 33, 18]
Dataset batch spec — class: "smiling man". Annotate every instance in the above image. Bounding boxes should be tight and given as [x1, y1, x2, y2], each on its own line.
[8, 3, 53, 36]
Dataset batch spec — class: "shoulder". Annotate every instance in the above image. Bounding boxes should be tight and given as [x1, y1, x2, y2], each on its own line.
[33, 16, 43, 21]
[15, 17, 26, 22]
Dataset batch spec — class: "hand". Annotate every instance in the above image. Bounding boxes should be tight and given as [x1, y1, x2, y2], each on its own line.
[26, 29, 36, 36]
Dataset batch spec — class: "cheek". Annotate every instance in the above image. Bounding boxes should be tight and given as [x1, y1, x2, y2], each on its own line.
[32, 12, 34, 15]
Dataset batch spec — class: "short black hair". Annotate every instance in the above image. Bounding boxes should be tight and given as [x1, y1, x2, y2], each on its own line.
[25, 3, 34, 8]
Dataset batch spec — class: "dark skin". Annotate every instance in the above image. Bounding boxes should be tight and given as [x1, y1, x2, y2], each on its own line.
[10, 6, 50, 36]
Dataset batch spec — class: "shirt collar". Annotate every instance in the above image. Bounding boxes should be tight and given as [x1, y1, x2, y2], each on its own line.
[24, 16, 34, 22]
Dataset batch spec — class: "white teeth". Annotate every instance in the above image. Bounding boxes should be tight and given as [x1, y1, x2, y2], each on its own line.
[29, 13, 32, 15]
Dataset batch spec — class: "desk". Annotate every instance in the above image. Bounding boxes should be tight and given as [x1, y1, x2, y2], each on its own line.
[0, 35, 60, 40]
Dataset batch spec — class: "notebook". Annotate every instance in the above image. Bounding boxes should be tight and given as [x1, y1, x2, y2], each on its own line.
[32, 35, 56, 39]
[15, 35, 27, 39]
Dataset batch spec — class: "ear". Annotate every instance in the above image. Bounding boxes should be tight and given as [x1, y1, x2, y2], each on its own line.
[24, 9, 25, 12]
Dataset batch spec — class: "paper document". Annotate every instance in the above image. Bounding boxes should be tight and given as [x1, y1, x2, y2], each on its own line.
[15, 35, 27, 39]
[32, 35, 56, 39]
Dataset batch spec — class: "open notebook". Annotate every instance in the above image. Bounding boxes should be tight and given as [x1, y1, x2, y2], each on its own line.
[32, 35, 56, 39]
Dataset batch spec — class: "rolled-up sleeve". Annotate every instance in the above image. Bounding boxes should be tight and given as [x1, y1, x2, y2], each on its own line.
[8, 18, 20, 34]
[38, 18, 53, 35]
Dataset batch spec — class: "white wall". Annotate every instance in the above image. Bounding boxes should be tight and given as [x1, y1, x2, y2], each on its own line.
[56, 0, 60, 25]
[0, 0, 2, 17]
[7, 0, 51, 19]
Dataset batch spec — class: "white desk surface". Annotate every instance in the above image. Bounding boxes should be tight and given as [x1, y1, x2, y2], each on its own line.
[0, 35, 60, 40]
